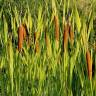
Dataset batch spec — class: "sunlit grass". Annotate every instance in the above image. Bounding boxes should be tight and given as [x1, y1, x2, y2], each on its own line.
[0, 0, 96, 96]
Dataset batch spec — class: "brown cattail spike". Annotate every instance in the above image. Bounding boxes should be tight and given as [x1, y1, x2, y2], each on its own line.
[54, 15, 59, 49]
[35, 41, 40, 53]
[86, 50, 92, 80]
[18, 24, 26, 51]
[69, 24, 74, 45]
[45, 32, 52, 57]
[63, 22, 69, 51]
[54, 15, 59, 41]
[34, 32, 40, 53]
[23, 23, 29, 39]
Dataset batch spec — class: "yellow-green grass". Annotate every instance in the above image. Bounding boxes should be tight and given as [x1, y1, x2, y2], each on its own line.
[0, 0, 96, 96]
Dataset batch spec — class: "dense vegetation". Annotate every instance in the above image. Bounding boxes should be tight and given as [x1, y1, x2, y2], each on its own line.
[0, 0, 96, 96]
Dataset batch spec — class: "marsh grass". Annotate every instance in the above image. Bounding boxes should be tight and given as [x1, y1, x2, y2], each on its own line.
[0, 0, 96, 96]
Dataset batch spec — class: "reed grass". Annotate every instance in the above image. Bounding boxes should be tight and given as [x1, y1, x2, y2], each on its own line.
[0, 0, 96, 96]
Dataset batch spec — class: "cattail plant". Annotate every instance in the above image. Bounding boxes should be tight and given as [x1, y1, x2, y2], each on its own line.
[34, 32, 40, 53]
[18, 24, 26, 51]
[69, 24, 74, 45]
[35, 41, 40, 53]
[54, 15, 59, 49]
[23, 23, 28, 39]
[45, 32, 52, 57]
[23, 24, 31, 49]
[86, 50, 92, 80]
[63, 22, 69, 51]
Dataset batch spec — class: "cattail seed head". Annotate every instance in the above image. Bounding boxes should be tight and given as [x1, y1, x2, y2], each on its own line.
[34, 32, 40, 53]
[54, 15, 59, 49]
[86, 50, 92, 80]
[35, 41, 40, 53]
[23, 23, 29, 39]
[63, 22, 69, 51]
[18, 24, 26, 51]
[45, 32, 52, 57]
[54, 15, 59, 41]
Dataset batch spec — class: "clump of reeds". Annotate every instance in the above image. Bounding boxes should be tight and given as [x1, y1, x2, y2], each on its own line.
[18, 24, 26, 51]
[45, 32, 52, 57]
[86, 50, 92, 80]
[69, 24, 74, 45]
[63, 22, 69, 51]
[54, 15, 59, 49]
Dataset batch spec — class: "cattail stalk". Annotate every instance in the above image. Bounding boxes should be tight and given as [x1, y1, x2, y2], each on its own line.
[86, 50, 92, 80]
[54, 15, 59, 49]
